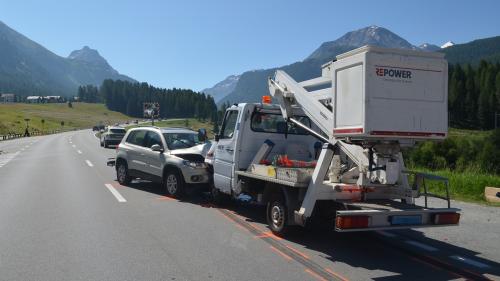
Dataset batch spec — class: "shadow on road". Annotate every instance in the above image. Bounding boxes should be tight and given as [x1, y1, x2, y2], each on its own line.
[118, 179, 500, 280]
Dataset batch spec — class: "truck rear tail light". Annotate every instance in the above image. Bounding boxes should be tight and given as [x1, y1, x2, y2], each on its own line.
[433, 213, 460, 225]
[336, 216, 370, 229]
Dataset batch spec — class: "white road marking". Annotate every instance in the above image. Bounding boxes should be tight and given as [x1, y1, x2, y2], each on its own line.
[0, 151, 20, 168]
[405, 240, 438, 252]
[72, 145, 76, 148]
[21, 148, 25, 151]
[450, 255, 490, 268]
[77, 150, 82, 154]
[25, 145, 29, 148]
[85, 160, 94, 167]
[377, 231, 398, 238]
[105, 184, 127, 202]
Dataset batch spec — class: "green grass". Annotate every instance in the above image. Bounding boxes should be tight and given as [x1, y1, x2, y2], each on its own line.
[0, 102, 131, 135]
[411, 168, 500, 206]
[448, 128, 491, 140]
[126, 118, 215, 138]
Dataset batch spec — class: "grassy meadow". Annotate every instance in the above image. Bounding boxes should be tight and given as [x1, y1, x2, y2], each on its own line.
[0, 102, 131, 135]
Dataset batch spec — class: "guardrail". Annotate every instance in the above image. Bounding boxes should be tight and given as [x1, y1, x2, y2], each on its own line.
[0, 129, 75, 141]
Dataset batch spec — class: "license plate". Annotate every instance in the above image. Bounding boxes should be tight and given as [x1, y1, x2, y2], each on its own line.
[390, 215, 422, 225]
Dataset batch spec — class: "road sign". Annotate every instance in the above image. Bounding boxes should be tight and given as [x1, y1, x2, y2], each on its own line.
[143, 102, 160, 118]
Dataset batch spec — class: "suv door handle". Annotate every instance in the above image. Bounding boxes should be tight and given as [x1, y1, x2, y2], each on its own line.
[225, 148, 234, 152]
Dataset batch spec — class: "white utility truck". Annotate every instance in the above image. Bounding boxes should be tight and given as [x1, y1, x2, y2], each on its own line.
[209, 45, 460, 234]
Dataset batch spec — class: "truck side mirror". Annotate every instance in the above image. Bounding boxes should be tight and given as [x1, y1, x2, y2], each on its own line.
[198, 128, 207, 142]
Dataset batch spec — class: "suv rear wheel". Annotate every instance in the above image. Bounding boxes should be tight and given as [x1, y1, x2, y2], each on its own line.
[164, 170, 184, 198]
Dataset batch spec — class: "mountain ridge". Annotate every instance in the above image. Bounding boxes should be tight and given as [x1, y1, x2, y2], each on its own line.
[215, 26, 500, 105]
[201, 74, 240, 102]
[218, 26, 419, 105]
[0, 20, 134, 97]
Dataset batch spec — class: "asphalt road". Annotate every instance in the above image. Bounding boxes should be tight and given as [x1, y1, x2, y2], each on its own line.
[0, 130, 499, 281]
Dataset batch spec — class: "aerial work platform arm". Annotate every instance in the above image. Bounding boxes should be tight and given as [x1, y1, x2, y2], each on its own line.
[268, 69, 368, 170]
[264, 46, 460, 231]
[268, 69, 333, 139]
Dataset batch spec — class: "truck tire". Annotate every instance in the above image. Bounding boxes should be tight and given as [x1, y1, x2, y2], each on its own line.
[267, 194, 290, 235]
[103, 140, 108, 148]
[116, 161, 132, 185]
[164, 170, 185, 198]
[211, 184, 231, 205]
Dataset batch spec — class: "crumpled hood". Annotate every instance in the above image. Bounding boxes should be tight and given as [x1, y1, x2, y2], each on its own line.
[169, 141, 212, 158]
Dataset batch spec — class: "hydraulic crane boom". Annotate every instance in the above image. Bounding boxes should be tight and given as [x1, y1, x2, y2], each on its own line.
[268, 68, 368, 169]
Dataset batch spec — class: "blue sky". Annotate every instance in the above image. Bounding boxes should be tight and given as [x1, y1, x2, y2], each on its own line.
[1, 0, 499, 91]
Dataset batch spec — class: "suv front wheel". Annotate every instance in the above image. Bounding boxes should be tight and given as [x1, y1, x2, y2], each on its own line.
[164, 170, 185, 198]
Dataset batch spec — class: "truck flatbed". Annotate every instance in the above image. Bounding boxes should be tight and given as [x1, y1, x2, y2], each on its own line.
[235, 170, 308, 188]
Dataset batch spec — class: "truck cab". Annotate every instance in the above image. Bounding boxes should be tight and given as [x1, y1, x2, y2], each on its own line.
[213, 103, 318, 196]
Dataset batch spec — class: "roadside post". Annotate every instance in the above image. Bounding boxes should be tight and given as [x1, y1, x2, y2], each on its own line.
[24, 118, 31, 137]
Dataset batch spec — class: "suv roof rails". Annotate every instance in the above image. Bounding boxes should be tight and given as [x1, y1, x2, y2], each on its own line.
[161, 126, 192, 130]
[134, 125, 160, 129]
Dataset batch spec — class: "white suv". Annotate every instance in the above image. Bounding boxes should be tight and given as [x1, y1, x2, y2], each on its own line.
[114, 127, 211, 197]
[100, 126, 126, 148]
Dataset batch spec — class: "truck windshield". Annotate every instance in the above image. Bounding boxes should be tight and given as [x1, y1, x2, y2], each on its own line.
[163, 133, 203, 150]
[251, 112, 311, 135]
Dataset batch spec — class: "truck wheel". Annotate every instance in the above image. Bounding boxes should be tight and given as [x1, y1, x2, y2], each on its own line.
[211, 185, 230, 205]
[164, 170, 185, 198]
[103, 140, 108, 148]
[116, 161, 132, 185]
[267, 195, 289, 235]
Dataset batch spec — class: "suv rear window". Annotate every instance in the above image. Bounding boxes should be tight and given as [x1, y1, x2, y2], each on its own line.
[126, 130, 147, 146]
[110, 128, 126, 134]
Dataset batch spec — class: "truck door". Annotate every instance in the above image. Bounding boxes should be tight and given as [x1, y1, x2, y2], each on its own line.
[213, 109, 240, 194]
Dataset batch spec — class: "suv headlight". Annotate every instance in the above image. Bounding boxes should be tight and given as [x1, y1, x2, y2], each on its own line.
[182, 160, 207, 169]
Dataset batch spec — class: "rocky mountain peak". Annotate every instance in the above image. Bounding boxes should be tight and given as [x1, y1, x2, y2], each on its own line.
[68, 46, 109, 66]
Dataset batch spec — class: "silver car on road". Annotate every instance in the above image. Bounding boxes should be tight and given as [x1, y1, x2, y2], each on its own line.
[114, 127, 211, 198]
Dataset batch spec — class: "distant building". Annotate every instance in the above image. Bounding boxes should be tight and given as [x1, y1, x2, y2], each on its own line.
[45, 96, 62, 103]
[0, 93, 16, 103]
[25, 95, 64, 103]
[26, 96, 43, 103]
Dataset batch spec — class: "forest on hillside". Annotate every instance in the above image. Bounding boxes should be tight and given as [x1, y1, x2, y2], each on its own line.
[448, 60, 500, 129]
[77, 80, 218, 122]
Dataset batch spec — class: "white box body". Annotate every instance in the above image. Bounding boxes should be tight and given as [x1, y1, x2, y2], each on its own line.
[329, 45, 448, 140]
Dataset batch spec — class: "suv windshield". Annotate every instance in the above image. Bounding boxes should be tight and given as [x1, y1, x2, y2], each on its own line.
[110, 128, 126, 134]
[163, 132, 203, 150]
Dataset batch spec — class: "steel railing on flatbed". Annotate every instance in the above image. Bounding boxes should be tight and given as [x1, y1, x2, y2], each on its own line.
[407, 171, 451, 208]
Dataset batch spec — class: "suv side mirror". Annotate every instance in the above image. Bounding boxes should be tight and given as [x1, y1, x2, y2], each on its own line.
[214, 134, 220, 142]
[151, 144, 163, 152]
